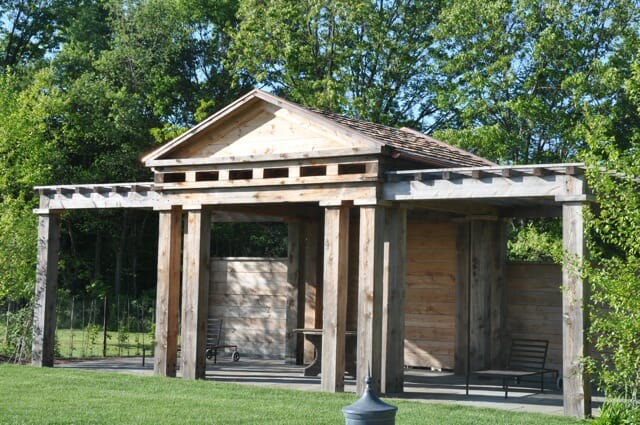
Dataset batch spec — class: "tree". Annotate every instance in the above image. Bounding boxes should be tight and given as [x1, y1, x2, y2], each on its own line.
[0, 70, 64, 301]
[231, 0, 442, 128]
[580, 59, 640, 423]
[0, 0, 74, 69]
[430, 0, 639, 164]
[0, 0, 248, 308]
[47, 0, 248, 298]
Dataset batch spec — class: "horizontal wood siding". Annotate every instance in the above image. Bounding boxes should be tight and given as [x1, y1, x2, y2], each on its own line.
[506, 262, 562, 372]
[404, 221, 457, 369]
[209, 258, 288, 358]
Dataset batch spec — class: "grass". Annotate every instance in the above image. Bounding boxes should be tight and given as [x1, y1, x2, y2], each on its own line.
[0, 364, 590, 425]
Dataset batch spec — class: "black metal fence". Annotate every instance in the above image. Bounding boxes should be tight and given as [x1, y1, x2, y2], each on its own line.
[1, 293, 155, 362]
[55, 293, 155, 358]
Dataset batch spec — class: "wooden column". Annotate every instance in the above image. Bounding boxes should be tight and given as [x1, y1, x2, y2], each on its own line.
[356, 204, 385, 395]
[180, 207, 211, 379]
[469, 220, 492, 370]
[285, 221, 301, 364]
[562, 201, 591, 418]
[302, 220, 321, 363]
[454, 223, 470, 374]
[32, 212, 61, 367]
[381, 206, 407, 394]
[321, 203, 350, 392]
[490, 221, 507, 369]
[457, 219, 506, 373]
[154, 206, 182, 377]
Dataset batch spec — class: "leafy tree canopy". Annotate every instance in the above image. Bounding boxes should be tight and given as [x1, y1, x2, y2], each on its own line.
[232, 0, 442, 128]
[431, 0, 640, 164]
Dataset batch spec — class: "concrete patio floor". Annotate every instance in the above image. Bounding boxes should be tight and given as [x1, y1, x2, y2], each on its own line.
[56, 356, 602, 417]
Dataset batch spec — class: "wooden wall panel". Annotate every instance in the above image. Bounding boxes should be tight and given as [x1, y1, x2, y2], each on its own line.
[404, 221, 457, 369]
[209, 258, 288, 359]
[506, 262, 562, 373]
[175, 103, 371, 159]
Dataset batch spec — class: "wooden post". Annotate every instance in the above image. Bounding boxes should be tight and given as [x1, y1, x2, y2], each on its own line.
[468, 221, 491, 370]
[180, 207, 211, 379]
[457, 219, 506, 373]
[154, 206, 182, 377]
[32, 212, 60, 367]
[562, 201, 591, 418]
[321, 203, 350, 392]
[490, 221, 507, 369]
[454, 223, 470, 374]
[302, 220, 321, 363]
[381, 206, 406, 394]
[356, 204, 385, 395]
[285, 221, 301, 364]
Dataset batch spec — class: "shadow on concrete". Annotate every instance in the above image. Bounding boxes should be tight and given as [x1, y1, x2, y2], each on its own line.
[56, 357, 602, 417]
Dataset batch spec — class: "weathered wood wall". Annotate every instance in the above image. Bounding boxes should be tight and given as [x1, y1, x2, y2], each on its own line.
[209, 258, 289, 359]
[207, 234, 562, 372]
[404, 220, 457, 369]
[506, 262, 562, 373]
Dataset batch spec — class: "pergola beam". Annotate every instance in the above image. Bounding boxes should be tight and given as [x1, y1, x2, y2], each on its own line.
[383, 173, 579, 202]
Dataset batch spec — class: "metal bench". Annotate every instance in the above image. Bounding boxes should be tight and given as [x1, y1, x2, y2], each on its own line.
[466, 338, 558, 398]
[205, 318, 240, 363]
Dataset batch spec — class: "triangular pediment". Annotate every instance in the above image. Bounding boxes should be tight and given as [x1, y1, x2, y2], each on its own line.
[143, 90, 382, 166]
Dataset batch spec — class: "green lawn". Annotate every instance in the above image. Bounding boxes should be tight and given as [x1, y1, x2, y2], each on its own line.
[0, 364, 589, 425]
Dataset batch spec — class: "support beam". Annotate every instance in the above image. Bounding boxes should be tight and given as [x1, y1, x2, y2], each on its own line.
[469, 221, 492, 370]
[381, 207, 407, 394]
[180, 207, 211, 379]
[356, 205, 385, 395]
[457, 219, 507, 373]
[302, 220, 321, 363]
[285, 222, 301, 364]
[490, 222, 507, 369]
[454, 223, 470, 375]
[154, 207, 182, 377]
[32, 213, 61, 367]
[562, 202, 591, 418]
[321, 204, 350, 392]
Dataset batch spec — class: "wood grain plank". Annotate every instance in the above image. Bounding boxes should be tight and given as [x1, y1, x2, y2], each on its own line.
[321, 204, 350, 392]
[154, 207, 181, 377]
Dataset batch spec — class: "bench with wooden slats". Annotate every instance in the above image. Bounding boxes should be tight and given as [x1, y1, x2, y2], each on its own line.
[466, 339, 558, 398]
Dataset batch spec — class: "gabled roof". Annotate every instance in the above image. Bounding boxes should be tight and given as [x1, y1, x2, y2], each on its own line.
[142, 89, 495, 168]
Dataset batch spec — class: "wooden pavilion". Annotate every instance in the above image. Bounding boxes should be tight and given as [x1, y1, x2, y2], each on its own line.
[31, 89, 592, 418]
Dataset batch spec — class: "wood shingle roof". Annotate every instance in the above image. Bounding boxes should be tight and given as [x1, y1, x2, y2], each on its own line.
[308, 107, 495, 168]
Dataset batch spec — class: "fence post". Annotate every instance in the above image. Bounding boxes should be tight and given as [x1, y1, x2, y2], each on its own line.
[102, 296, 108, 357]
